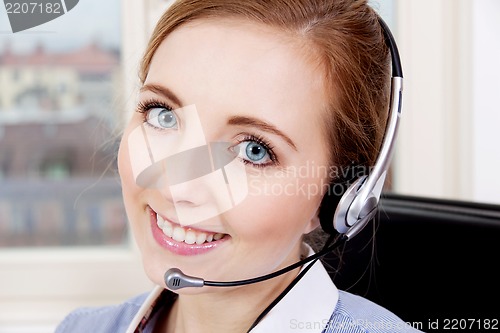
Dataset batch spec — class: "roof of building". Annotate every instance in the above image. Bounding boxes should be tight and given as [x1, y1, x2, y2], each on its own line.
[0, 42, 119, 74]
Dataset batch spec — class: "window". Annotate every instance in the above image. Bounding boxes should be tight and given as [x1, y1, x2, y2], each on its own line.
[0, 7, 123, 248]
[0, 1, 153, 331]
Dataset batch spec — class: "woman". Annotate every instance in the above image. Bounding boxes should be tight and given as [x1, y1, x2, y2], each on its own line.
[56, 0, 422, 332]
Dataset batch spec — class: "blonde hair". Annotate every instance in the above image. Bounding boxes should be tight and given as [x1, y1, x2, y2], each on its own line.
[139, 0, 390, 173]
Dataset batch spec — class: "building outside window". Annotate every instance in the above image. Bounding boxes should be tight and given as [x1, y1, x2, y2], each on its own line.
[0, 3, 125, 248]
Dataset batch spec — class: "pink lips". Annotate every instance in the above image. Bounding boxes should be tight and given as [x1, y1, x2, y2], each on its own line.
[149, 207, 228, 255]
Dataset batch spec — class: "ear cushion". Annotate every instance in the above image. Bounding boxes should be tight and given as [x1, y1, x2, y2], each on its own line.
[318, 185, 344, 234]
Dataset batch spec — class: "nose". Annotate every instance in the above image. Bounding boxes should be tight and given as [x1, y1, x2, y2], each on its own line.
[158, 142, 247, 226]
[165, 169, 229, 227]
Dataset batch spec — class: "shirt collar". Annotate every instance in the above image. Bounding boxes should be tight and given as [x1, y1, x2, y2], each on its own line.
[249, 245, 339, 333]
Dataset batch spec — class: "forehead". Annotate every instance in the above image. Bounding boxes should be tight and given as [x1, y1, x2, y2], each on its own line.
[145, 18, 329, 153]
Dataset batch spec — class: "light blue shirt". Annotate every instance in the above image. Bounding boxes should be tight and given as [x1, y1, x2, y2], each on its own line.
[55, 290, 424, 332]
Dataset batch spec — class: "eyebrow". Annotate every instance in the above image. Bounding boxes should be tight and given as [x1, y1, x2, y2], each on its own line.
[140, 84, 183, 107]
[227, 115, 297, 151]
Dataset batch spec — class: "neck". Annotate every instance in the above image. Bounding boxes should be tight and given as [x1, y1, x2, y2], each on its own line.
[161, 266, 302, 333]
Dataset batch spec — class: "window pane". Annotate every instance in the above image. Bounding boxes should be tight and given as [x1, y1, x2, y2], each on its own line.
[0, 0, 127, 247]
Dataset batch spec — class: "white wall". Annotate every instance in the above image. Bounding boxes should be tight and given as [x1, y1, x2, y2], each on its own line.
[393, 0, 500, 205]
[472, 0, 500, 204]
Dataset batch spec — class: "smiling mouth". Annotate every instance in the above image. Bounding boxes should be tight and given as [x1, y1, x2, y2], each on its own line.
[154, 210, 227, 245]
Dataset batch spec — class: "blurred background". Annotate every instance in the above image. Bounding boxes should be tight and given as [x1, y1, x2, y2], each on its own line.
[0, 0, 499, 331]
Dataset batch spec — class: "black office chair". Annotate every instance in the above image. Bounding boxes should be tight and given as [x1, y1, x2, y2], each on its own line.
[327, 193, 500, 330]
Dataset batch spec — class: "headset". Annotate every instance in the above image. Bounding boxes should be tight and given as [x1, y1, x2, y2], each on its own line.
[164, 16, 403, 291]
[319, 17, 403, 239]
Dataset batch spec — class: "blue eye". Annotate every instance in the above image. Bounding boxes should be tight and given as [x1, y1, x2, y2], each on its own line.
[245, 142, 268, 162]
[146, 107, 178, 129]
[235, 136, 277, 166]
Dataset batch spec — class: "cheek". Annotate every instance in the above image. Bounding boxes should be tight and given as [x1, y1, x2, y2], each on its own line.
[117, 121, 147, 198]
[117, 137, 134, 197]
[117, 131, 144, 229]
[117, 116, 146, 195]
[231, 173, 324, 242]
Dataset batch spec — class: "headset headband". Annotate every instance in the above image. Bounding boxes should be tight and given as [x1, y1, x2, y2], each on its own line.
[320, 16, 403, 239]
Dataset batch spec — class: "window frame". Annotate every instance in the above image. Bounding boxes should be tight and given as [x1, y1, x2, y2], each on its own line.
[0, 1, 156, 331]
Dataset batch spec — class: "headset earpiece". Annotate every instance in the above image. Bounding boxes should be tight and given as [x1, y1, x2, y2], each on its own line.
[318, 16, 403, 239]
[318, 181, 344, 235]
[318, 163, 366, 235]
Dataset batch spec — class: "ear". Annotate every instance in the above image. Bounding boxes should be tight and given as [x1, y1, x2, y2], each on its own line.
[303, 208, 321, 234]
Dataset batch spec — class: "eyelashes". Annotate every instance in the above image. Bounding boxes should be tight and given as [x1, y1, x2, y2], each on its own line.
[136, 98, 173, 115]
[135, 99, 279, 167]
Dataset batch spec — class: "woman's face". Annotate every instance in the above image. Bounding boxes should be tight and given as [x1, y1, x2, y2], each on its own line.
[118, 19, 331, 289]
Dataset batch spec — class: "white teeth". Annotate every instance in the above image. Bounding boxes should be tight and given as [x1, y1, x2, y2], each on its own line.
[172, 227, 186, 242]
[156, 214, 165, 228]
[156, 213, 225, 244]
[161, 223, 173, 237]
[184, 230, 196, 245]
[196, 233, 207, 244]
